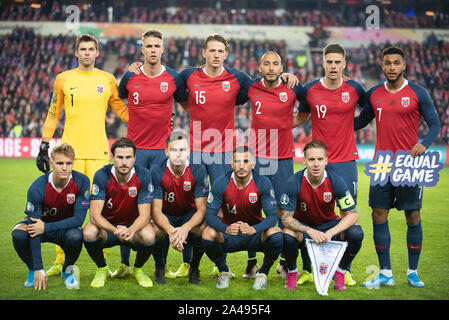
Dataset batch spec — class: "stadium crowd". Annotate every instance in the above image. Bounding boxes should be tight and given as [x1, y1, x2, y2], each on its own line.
[2, 0, 449, 29]
[1, 26, 448, 146]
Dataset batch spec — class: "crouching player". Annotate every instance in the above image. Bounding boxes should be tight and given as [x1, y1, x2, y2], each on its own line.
[202, 146, 282, 290]
[83, 138, 156, 288]
[279, 140, 364, 291]
[151, 131, 209, 284]
[12, 143, 90, 290]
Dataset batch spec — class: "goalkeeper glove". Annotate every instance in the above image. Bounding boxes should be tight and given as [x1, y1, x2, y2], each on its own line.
[36, 141, 50, 173]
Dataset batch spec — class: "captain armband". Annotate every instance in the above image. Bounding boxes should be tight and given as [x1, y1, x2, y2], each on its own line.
[337, 192, 355, 210]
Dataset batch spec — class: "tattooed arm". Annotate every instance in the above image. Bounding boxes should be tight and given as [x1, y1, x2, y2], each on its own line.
[280, 209, 310, 234]
[280, 209, 331, 243]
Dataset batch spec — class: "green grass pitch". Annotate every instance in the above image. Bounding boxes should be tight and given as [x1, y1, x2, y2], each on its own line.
[0, 158, 448, 300]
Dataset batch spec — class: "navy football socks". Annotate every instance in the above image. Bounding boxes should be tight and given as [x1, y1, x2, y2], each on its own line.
[407, 221, 423, 270]
[373, 221, 391, 270]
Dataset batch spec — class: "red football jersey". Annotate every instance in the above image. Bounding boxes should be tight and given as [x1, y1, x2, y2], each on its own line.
[180, 67, 251, 153]
[368, 80, 433, 154]
[151, 161, 208, 217]
[91, 164, 153, 225]
[280, 169, 355, 227]
[220, 174, 264, 226]
[300, 79, 365, 163]
[118, 66, 187, 150]
[248, 79, 302, 159]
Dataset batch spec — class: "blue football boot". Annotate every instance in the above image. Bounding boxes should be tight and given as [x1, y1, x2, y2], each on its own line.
[407, 271, 424, 288]
[362, 273, 394, 288]
[24, 270, 34, 287]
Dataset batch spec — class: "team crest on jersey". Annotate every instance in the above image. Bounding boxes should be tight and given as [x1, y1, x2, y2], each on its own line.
[249, 193, 258, 204]
[183, 181, 192, 191]
[222, 81, 230, 92]
[401, 97, 410, 108]
[280, 194, 289, 205]
[129, 186, 137, 198]
[323, 192, 332, 203]
[342, 92, 350, 103]
[160, 82, 168, 93]
[96, 84, 104, 94]
[279, 92, 288, 103]
[67, 193, 76, 204]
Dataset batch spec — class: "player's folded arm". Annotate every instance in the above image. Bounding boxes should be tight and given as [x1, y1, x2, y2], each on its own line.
[24, 186, 45, 270]
[354, 87, 377, 131]
[205, 206, 227, 234]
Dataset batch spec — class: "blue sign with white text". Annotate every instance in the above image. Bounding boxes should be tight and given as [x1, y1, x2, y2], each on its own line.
[364, 150, 444, 187]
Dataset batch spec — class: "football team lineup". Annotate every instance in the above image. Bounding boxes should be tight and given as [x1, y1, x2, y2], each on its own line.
[2, 26, 447, 302]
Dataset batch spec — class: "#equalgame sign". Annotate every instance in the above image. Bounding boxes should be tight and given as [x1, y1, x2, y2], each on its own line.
[364, 150, 444, 187]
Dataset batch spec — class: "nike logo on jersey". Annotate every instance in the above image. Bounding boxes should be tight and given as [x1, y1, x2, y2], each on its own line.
[315, 97, 322, 101]
[194, 84, 201, 87]
[255, 94, 263, 98]
[70, 87, 77, 90]
[376, 100, 384, 103]
[134, 85, 142, 88]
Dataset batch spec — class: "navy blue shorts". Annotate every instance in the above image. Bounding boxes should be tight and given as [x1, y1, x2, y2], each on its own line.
[190, 151, 232, 185]
[165, 210, 196, 228]
[302, 218, 359, 242]
[135, 148, 167, 170]
[222, 232, 262, 253]
[15, 218, 82, 246]
[326, 161, 358, 204]
[369, 182, 423, 211]
[255, 157, 293, 203]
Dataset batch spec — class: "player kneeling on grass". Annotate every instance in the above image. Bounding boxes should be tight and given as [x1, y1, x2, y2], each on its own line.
[279, 140, 364, 291]
[83, 138, 156, 288]
[202, 146, 282, 290]
[150, 131, 209, 284]
[12, 143, 90, 290]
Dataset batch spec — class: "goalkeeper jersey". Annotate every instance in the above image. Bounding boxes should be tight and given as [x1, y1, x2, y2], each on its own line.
[42, 68, 129, 160]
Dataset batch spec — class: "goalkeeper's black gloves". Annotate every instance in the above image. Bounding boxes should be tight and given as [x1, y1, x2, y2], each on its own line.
[36, 141, 50, 173]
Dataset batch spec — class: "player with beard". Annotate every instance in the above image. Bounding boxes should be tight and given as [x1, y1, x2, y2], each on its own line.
[83, 138, 156, 288]
[242, 51, 306, 278]
[202, 146, 282, 290]
[355, 46, 440, 288]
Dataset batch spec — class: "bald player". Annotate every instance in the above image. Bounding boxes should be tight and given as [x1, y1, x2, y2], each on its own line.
[242, 51, 307, 277]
